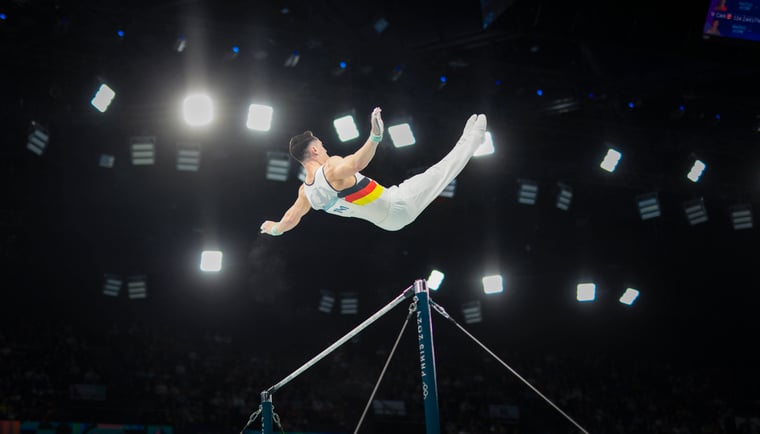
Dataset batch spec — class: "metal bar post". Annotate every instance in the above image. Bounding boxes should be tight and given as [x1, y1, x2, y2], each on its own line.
[261, 391, 273, 434]
[413, 279, 441, 434]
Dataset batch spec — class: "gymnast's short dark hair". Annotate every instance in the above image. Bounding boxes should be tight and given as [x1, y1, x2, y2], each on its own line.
[289, 130, 316, 162]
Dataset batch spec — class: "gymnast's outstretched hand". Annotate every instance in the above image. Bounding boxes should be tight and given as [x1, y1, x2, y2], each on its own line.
[370, 107, 384, 138]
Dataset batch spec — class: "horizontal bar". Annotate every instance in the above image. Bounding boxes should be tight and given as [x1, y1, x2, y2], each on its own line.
[268, 285, 414, 394]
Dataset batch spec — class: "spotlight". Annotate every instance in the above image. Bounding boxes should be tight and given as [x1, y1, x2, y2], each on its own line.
[683, 197, 708, 225]
[297, 166, 307, 182]
[247, 104, 274, 131]
[541, 97, 581, 115]
[130, 136, 156, 166]
[127, 275, 147, 300]
[232, 45, 240, 54]
[438, 75, 447, 90]
[482, 274, 503, 295]
[340, 293, 358, 315]
[536, 89, 543, 96]
[176, 143, 201, 171]
[117, 29, 124, 38]
[687, 159, 706, 183]
[102, 274, 123, 297]
[266, 152, 291, 182]
[99, 154, 115, 168]
[91, 83, 115, 113]
[332, 60, 348, 76]
[462, 301, 482, 324]
[517, 179, 538, 205]
[426, 270, 445, 291]
[318, 291, 335, 314]
[473, 132, 495, 157]
[556, 183, 573, 211]
[438, 179, 456, 198]
[26, 122, 49, 156]
[175, 35, 187, 53]
[0, 13, 6, 20]
[183, 94, 214, 126]
[373, 17, 389, 33]
[200, 250, 223, 272]
[390, 64, 404, 82]
[576, 283, 596, 302]
[372, 400, 406, 416]
[730, 204, 753, 230]
[600, 148, 622, 173]
[388, 123, 416, 148]
[619, 288, 639, 306]
[333, 114, 360, 142]
[284, 50, 300, 67]
[636, 192, 661, 220]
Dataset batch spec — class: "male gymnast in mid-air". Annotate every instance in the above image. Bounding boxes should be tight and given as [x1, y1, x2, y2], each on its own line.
[260, 107, 487, 235]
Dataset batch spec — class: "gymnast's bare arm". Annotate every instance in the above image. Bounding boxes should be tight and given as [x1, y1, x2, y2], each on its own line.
[260, 185, 311, 236]
[323, 107, 383, 186]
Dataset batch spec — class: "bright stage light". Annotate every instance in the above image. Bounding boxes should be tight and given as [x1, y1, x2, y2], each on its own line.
[482, 275, 503, 295]
[576, 283, 596, 302]
[183, 94, 213, 126]
[619, 288, 639, 306]
[427, 270, 445, 291]
[200, 250, 223, 272]
[91, 83, 115, 113]
[687, 159, 706, 183]
[333, 115, 360, 142]
[388, 123, 416, 148]
[600, 148, 622, 172]
[473, 131, 494, 157]
[247, 104, 273, 131]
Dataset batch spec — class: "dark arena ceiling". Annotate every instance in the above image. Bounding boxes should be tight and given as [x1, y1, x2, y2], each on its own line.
[2, 0, 760, 356]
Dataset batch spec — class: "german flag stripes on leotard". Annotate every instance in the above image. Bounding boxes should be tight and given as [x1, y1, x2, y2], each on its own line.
[338, 177, 384, 205]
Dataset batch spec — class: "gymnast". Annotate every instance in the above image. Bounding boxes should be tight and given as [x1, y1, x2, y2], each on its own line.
[260, 107, 487, 235]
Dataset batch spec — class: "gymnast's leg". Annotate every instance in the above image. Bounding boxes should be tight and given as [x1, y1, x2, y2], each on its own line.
[383, 113, 486, 229]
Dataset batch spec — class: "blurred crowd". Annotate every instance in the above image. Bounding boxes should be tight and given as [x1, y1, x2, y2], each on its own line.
[1, 315, 758, 434]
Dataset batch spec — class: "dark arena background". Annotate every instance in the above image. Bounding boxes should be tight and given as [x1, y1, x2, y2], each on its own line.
[2, 0, 760, 433]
